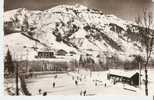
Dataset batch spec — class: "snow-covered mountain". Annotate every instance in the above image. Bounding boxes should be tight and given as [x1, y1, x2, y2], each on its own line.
[4, 4, 153, 61]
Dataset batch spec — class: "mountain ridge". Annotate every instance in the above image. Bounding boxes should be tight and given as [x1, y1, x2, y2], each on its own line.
[4, 4, 153, 61]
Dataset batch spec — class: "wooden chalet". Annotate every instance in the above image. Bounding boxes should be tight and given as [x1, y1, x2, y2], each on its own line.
[107, 70, 139, 86]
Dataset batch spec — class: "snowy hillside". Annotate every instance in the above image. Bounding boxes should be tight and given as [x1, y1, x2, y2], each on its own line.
[4, 4, 154, 61]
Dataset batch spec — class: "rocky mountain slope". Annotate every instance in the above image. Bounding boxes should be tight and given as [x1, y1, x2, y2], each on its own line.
[4, 4, 153, 61]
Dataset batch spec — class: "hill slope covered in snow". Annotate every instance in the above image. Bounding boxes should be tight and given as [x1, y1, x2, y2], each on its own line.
[4, 4, 154, 61]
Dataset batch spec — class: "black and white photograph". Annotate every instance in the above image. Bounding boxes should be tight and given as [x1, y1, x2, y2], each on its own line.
[3, 0, 154, 96]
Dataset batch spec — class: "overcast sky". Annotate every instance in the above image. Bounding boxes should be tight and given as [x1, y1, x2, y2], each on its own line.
[4, 0, 154, 21]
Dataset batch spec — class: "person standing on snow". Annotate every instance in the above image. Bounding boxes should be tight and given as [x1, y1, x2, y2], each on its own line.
[75, 80, 78, 86]
[38, 89, 42, 95]
[43, 92, 47, 96]
[80, 90, 82, 96]
[83, 90, 86, 96]
[53, 82, 55, 88]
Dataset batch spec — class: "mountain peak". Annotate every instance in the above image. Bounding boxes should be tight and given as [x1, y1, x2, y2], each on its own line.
[4, 8, 29, 22]
[4, 4, 151, 61]
[50, 4, 88, 10]
[45, 4, 89, 14]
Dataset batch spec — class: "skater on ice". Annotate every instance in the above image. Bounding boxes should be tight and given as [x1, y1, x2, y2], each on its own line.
[104, 83, 107, 87]
[83, 90, 86, 96]
[80, 90, 82, 96]
[43, 92, 47, 96]
[95, 82, 97, 86]
[53, 82, 55, 88]
[54, 75, 58, 79]
[38, 89, 42, 95]
[75, 80, 78, 86]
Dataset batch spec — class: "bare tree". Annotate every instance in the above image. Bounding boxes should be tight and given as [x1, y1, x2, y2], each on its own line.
[135, 9, 154, 96]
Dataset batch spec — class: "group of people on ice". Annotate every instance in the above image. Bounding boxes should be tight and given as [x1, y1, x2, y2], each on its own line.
[38, 89, 47, 96]
[37, 72, 109, 96]
[80, 90, 87, 96]
[37, 75, 58, 96]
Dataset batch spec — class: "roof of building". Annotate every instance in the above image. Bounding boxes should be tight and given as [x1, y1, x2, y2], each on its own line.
[108, 69, 140, 78]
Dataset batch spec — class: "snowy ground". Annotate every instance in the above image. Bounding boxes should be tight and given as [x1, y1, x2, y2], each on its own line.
[26, 69, 154, 96]
[4, 78, 25, 96]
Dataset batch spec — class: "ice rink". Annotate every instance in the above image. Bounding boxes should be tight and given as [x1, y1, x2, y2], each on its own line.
[26, 69, 154, 96]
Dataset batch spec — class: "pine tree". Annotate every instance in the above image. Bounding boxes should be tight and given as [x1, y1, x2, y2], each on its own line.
[5, 49, 14, 74]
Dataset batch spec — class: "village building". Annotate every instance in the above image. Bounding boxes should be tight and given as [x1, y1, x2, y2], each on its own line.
[35, 51, 55, 58]
[56, 49, 67, 56]
[107, 69, 140, 86]
[69, 51, 76, 56]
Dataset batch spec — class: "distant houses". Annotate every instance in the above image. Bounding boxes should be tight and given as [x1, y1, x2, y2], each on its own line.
[69, 51, 76, 56]
[35, 51, 55, 58]
[56, 49, 67, 56]
[35, 49, 77, 59]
